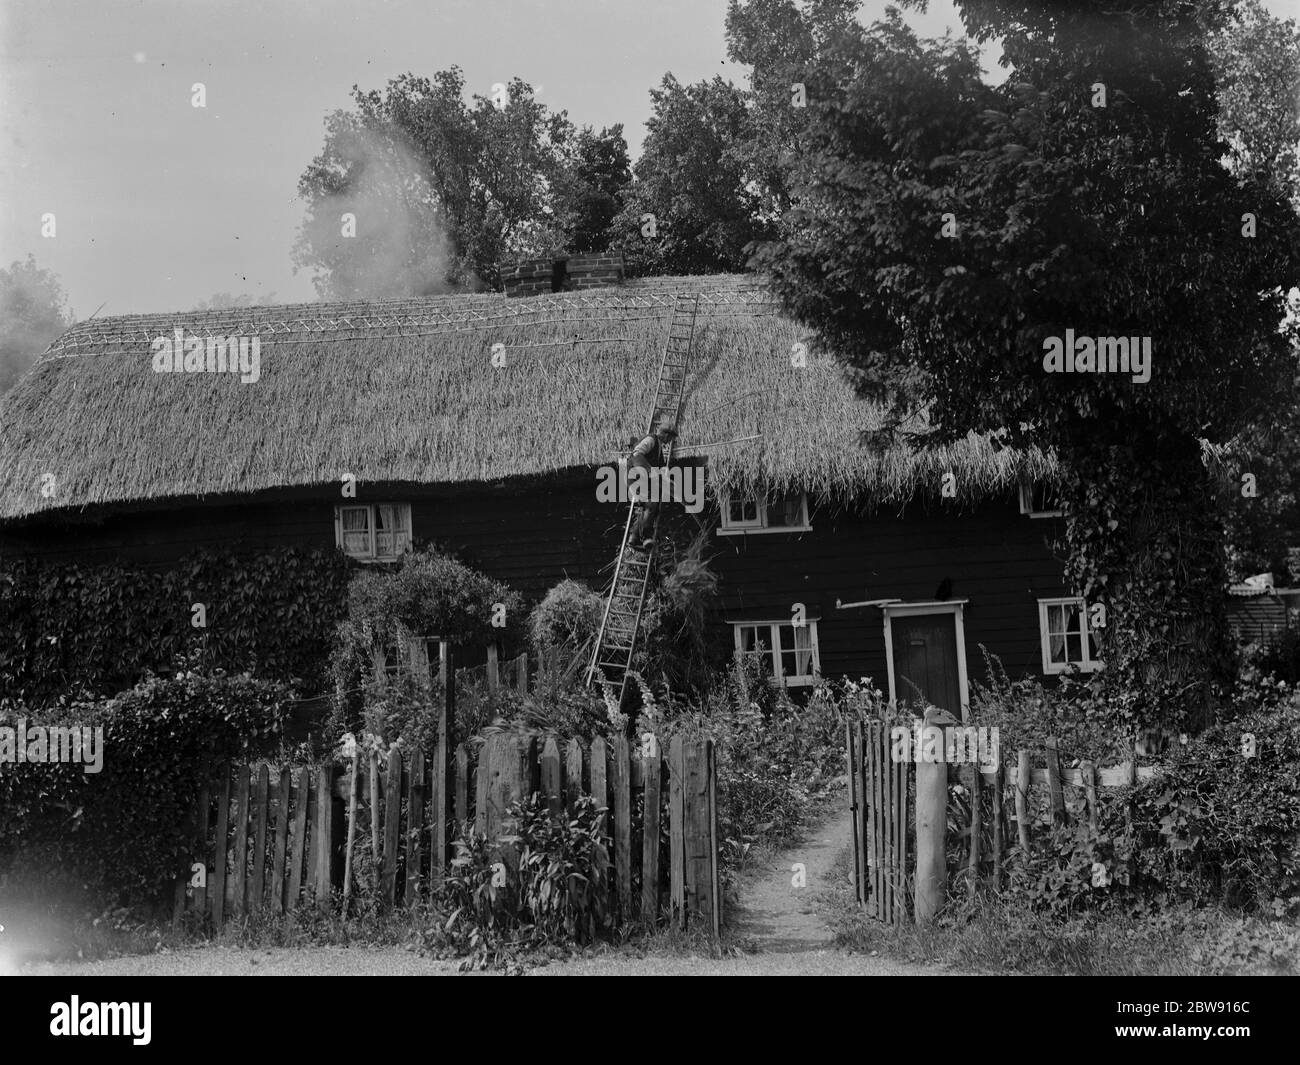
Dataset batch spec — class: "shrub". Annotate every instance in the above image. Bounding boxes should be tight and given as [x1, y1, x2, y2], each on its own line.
[0, 547, 351, 706]
[327, 547, 526, 747]
[968, 647, 1129, 765]
[1126, 695, 1300, 910]
[431, 793, 609, 969]
[0, 670, 290, 910]
[529, 579, 603, 675]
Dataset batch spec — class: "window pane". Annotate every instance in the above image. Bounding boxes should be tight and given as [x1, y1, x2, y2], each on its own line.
[1049, 631, 1067, 664]
[792, 623, 813, 675]
[767, 492, 803, 527]
[341, 507, 371, 556]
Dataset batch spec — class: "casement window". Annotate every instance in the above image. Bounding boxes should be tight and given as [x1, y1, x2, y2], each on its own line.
[1019, 481, 1063, 519]
[335, 502, 413, 561]
[731, 620, 821, 686]
[1038, 597, 1102, 674]
[718, 489, 811, 535]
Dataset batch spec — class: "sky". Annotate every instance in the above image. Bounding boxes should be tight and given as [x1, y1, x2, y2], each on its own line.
[0, 0, 1292, 317]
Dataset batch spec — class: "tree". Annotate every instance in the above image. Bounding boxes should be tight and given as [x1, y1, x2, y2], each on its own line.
[1207, 1, 1300, 584]
[611, 74, 772, 275]
[753, 0, 1300, 730]
[564, 125, 632, 253]
[294, 68, 578, 295]
[0, 256, 72, 395]
[1209, 0, 1300, 205]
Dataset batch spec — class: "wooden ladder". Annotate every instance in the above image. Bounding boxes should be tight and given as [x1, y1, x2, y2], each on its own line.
[586, 291, 701, 706]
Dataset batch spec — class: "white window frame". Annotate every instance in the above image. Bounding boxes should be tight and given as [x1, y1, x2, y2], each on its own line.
[1019, 481, 1063, 519]
[718, 489, 812, 535]
[882, 601, 970, 719]
[1037, 596, 1102, 674]
[335, 502, 413, 562]
[730, 619, 821, 687]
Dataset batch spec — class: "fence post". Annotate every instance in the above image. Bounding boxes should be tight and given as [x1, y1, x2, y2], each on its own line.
[992, 764, 1004, 889]
[1082, 760, 1098, 833]
[383, 746, 402, 906]
[641, 735, 662, 923]
[487, 642, 500, 692]
[1015, 749, 1031, 852]
[433, 645, 455, 878]
[541, 737, 563, 817]
[342, 752, 360, 914]
[516, 652, 528, 694]
[315, 763, 337, 912]
[914, 723, 946, 926]
[967, 763, 981, 899]
[1045, 736, 1065, 825]
[613, 735, 633, 923]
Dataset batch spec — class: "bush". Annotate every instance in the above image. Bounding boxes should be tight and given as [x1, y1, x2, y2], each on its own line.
[529, 579, 603, 674]
[1126, 695, 1300, 910]
[327, 547, 526, 747]
[430, 793, 609, 969]
[639, 660, 866, 880]
[968, 647, 1129, 765]
[0, 547, 351, 705]
[0, 670, 291, 910]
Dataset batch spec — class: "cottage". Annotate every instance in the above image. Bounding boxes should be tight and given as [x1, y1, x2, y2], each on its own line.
[0, 258, 1091, 716]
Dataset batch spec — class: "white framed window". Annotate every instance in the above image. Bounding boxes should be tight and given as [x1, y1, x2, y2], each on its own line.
[731, 619, 821, 686]
[1019, 481, 1063, 519]
[719, 489, 811, 535]
[335, 503, 413, 561]
[1038, 597, 1102, 674]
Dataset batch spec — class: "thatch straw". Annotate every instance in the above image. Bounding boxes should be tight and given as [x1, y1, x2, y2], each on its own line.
[0, 277, 1052, 521]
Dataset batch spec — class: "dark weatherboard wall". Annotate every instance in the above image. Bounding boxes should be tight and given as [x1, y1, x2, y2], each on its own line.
[0, 473, 1069, 689]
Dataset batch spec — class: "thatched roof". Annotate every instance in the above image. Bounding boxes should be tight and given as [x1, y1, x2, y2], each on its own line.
[0, 275, 1052, 522]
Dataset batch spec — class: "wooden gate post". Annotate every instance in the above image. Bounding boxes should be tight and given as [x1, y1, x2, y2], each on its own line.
[432, 643, 455, 879]
[914, 723, 947, 926]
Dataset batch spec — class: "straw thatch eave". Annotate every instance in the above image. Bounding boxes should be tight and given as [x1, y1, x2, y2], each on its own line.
[0, 278, 1054, 523]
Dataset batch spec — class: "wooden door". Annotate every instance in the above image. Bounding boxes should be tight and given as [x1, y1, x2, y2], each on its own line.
[890, 613, 961, 715]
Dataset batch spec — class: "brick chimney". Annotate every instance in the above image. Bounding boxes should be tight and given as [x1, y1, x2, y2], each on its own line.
[501, 252, 624, 297]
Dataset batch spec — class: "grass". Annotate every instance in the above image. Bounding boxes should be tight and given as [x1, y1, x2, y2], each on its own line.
[818, 845, 1300, 976]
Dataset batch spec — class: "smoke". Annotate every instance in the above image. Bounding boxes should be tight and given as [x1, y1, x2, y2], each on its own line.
[0, 256, 71, 396]
[296, 122, 466, 300]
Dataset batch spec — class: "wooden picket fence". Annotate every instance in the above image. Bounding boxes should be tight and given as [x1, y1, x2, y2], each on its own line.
[846, 720, 911, 924]
[955, 738, 1160, 895]
[846, 722, 1164, 921]
[174, 731, 721, 937]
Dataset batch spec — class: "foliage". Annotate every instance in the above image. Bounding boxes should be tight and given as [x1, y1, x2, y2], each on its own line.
[563, 125, 633, 254]
[327, 546, 524, 744]
[611, 74, 772, 275]
[1208, 0, 1300, 205]
[968, 647, 1129, 765]
[0, 671, 290, 910]
[0, 547, 352, 707]
[990, 684, 1300, 917]
[635, 525, 725, 694]
[529, 578, 603, 676]
[1125, 695, 1300, 909]
[640, 660, 863, 876]
[753, 0, 1300, 729]
[0, 254, 72, 396]
[294, 68, 629, 294]
[430, 794, 610, 969]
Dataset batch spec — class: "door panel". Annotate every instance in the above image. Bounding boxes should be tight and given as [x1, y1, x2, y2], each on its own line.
[890, 613, 961, 715]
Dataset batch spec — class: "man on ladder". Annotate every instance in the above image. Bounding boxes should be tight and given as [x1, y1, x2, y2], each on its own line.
[627, 417, 677, 550]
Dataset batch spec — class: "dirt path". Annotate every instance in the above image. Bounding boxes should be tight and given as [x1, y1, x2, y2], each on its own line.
[535, 804, 944, 976]
[17, 806, 944, 976]
[729, 805, 855, 953]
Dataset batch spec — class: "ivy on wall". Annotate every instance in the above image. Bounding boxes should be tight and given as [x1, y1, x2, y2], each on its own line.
[0, 547, 354, 707]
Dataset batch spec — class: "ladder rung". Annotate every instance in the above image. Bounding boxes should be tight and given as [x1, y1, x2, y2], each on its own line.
[598, 661, 628, 672]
